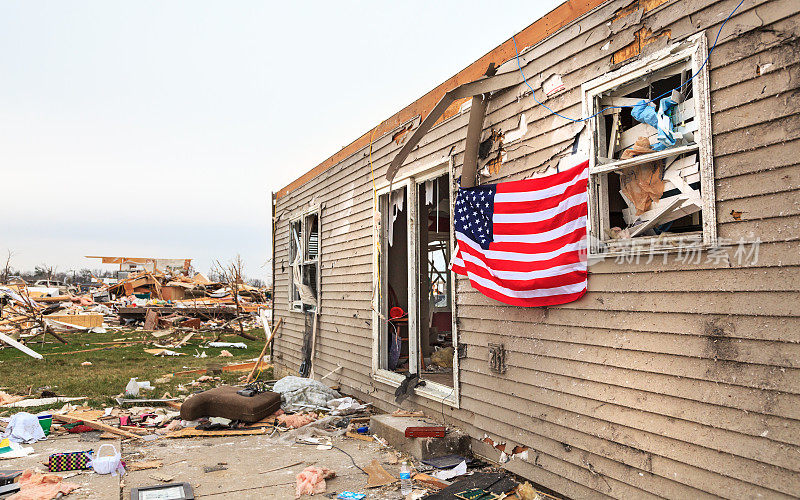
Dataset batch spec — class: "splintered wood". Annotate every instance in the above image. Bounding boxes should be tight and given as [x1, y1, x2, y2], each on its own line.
[364, 459, 397, 488]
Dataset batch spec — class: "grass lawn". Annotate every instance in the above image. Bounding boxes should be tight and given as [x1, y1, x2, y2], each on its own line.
[0, 327, 272, 415]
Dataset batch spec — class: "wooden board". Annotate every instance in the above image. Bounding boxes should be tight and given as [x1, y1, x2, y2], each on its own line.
[43, 314, 103, 328]
[165, 427, 268, 439]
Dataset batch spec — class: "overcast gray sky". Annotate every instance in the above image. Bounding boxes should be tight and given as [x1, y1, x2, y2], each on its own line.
[0, 0, 561, 279]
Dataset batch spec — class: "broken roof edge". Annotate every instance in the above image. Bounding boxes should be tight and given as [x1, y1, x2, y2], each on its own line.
[275, 0, 609, 200]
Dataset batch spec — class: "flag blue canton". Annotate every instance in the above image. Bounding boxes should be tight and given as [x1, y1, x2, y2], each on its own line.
[454, 184, 496, 250]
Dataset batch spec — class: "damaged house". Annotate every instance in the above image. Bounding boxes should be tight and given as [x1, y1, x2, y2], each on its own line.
[270, 0, 800, 497]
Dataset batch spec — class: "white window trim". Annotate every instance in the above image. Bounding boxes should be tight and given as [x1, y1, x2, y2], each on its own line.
[288, 205, 321, 313]
[371, 155, 460, 408]
[581, 33, 717, 257]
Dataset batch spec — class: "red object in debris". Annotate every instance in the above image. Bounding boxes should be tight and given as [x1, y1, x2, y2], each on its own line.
[404, 426, 446, 438]
[66, 424, 94, 434]
[389, 307, 405, 319]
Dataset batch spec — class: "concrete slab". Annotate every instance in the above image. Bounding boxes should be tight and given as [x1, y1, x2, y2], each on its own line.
[1, 434, 121, 499]
[121, 432, 408, 499]
[370, 414, 470, 461]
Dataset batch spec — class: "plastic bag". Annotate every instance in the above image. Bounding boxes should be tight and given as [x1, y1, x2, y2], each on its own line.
[125, 378, 139, 397]
[272, 376, 341, 411]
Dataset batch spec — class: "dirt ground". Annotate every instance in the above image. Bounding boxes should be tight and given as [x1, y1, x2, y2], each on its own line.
[6, 430, 410, 499]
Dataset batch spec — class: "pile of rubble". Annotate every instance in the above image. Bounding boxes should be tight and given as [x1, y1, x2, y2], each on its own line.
[0, 374, 549, 499]
[0, 270, 271, 358]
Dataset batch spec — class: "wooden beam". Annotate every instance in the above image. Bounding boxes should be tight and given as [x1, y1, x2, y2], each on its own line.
[246, 318, 282, 383]
[387, 70, 526, 182]
[461, 95, 489, 188]
[53, 414, 143, 440]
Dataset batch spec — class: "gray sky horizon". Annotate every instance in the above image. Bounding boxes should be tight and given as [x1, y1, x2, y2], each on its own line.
[1, 0, 561, 280]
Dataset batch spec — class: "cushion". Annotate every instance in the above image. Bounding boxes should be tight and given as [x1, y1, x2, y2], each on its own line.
[180, 386, 281, 423]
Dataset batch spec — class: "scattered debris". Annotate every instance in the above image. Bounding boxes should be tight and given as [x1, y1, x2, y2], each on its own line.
[364, 459, 397, 488]
[432, 460, 467, 481]
[8, 470, 79, 499]
[295, 466, 335, 498]
[126, 460, 163, 471]
[148, 472, 175, 483]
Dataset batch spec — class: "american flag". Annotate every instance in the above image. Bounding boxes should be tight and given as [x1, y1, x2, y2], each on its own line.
[450, 160, 589, 307]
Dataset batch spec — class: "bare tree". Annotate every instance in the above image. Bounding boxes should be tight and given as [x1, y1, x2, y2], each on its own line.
[213, 255, 256, 341]
[33, 263, 57, 281]
[1, 250, 12, 284]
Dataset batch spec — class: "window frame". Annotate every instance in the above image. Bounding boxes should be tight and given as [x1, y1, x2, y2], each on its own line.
[581, 33, 717, 257]
[288, 207, 321, 313]
[371, 155, 460, 407]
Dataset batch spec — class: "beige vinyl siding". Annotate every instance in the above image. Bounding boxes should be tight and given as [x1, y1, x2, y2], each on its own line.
[272, 0, 800, 497]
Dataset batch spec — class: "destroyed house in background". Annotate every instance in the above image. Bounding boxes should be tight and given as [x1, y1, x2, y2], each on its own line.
[85, 255, 193, 279]
[270, 0, 800, 497]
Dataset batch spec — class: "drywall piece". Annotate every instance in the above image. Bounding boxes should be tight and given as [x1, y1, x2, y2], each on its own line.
[629, 197, 684, 237]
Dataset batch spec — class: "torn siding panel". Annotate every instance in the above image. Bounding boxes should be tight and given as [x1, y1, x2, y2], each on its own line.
[612, 26, 672, 64]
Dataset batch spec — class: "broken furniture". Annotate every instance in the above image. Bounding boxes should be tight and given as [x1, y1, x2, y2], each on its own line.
[179, 386, 281, 423]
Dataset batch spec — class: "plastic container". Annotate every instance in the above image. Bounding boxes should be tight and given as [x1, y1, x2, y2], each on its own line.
[37, 415, 52, 436]
[400, 460, 412, 495]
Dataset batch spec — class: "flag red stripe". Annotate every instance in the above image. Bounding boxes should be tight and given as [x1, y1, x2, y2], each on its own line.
[493, 204, 588, 235]
[457, 240, 584, 272]
[456, 261, 586, 291]
[488, 226, 586, 253]
[494, 164, 586, 194]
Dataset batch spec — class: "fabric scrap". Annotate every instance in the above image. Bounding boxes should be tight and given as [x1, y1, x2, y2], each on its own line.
[3, 412, 46, 444]
[272, 376, 341, 411]
[8, 470, 79, 500]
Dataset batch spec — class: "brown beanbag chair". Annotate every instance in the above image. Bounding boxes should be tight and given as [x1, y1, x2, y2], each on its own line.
[180, 386, 281, 423]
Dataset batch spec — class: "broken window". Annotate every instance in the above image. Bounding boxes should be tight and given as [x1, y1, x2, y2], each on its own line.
[583, 34, 716, 256]
[415, 174, 453, 388]
[377, 186, 409, 375]
[374, 166, 457, 394]
[289, 210, 319, 312]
